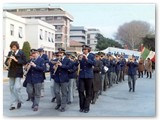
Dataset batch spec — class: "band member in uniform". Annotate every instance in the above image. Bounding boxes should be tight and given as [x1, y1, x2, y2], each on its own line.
[91, 53, 103, 104]
[4, 41, 27, 110]
[49, 52, 57, 102]
[127, 56, 138, 92]
[78, 45, 95, 113]
[25, 49, 45, 111]
[38, 48, 49, 97]
[67, 54, 78, 104]
[54, 48, 71, 112]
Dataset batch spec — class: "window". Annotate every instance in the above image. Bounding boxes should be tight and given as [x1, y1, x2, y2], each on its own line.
[87, 40, 90, 44]
[45, 31, 47, 40]
[55, 25, 62, 30]
[46, 16, 53, 20]
[54, 16, 62, 20]
[51, 33, 54, 43]
[10, 24, 14, 36]
[48, 32, 51, 42]
[18, 27, 23, 38]
[55, 34, 62, 39]
[39, 29, 43, 40]
[87, 34, 90, 39]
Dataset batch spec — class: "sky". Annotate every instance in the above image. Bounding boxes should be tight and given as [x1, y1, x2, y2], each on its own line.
[3, 3, 155, 39]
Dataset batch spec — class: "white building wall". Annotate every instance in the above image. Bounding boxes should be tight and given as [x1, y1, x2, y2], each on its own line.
[3, 12, 56, 61]
[25, 24, 39, 48]
[3, 12, 26, 60]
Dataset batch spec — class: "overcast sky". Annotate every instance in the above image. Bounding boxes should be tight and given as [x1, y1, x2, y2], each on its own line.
[3, 3, 155, 39]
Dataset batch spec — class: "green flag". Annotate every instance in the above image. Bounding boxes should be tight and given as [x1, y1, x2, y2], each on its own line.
[141, 47, 150, 60]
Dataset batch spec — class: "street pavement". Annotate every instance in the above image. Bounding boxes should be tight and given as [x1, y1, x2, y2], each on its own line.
[3, 71, 155, 117]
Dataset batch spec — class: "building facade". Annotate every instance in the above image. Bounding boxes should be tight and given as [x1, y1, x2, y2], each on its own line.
[70, 26, 87, 45]
[87, 28, 100, 51]
[3, 12, 56, 61]
[4, 5, 74, 50]
[25, 19, 56, 58]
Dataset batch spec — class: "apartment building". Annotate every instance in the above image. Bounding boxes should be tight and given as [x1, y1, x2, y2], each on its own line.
[87, 28, 100, 51]
[4, 5, 74, 50]
[3, 12, 56, 61]
[70, 26, 87, 45]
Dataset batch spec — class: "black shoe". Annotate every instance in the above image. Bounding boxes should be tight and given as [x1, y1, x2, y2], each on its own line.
[26, 98, 30, 101]
[51, 97, 56, 102]
[84, 110, 89, 113]
[33, 106, 38, 111]
[17, 102, 21, 109]
[60, 108, 65, 112]
[31, 104, 34, 108]
[129, 88, 132, 92]
[55, 105, 61, 110]
[67, 101, 71, 104]
[91, 101, 95, 104]
[79, 109, 84, 112]
[9, 107, 15, 110]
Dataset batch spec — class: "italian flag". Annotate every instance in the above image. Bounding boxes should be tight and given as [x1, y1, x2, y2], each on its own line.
[141, 47, 155, 62]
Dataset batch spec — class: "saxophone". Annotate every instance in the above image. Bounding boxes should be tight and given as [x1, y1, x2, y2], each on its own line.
[4, 51, 15, 70]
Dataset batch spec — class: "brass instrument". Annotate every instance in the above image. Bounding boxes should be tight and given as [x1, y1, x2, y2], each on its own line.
[4, 51, 15, 70]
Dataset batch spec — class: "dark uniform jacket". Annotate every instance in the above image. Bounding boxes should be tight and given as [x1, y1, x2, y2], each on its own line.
[79, 53, 95, 79]
[93, 60, 103, 91]
[25, 57, 45, 84]
[68, 61, 78, 79]
[5, 50, 27, 78]
[127, 61, 138, 75]
[54, 57, 71, 83]
[40, 54, 49, 79]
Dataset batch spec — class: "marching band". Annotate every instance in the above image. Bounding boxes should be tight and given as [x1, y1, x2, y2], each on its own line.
[5, 41, 151, 113]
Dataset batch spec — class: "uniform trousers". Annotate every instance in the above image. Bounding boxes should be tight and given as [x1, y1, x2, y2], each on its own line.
[27, 83, 42, 107]
[54, 82, 69, 109]
[78, 78, 93, 111]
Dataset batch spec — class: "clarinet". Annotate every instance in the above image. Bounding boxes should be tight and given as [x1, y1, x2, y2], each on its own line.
[53, 58, 62, 75]
[24, 59, 34, 76]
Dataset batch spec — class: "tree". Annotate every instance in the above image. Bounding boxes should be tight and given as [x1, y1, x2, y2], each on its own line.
[96, 33, 123, 50]
[22, 41, 31, 61]
[142, 34, 155, 51]
[115, 20, 154, 49]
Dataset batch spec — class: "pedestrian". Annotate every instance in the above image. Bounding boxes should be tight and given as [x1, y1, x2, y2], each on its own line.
[127, 56, 138, 92]
[23, 53, 33, 101]
[146, 58, 152, 78]
[25, 49, 45, 111]
[38, 48, 49, 97]
[91, 53, 103, 104]
[49, 52, 57, 102]
[4, 41, 27, 110]
[54, 48, 71, 112]
[78, 45, 95, 113]
[67, 54, 78, 104]
[138, 57, 144, 78]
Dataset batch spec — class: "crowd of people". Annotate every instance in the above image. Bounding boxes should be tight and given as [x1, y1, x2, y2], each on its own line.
[4, 41, 154, 113]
